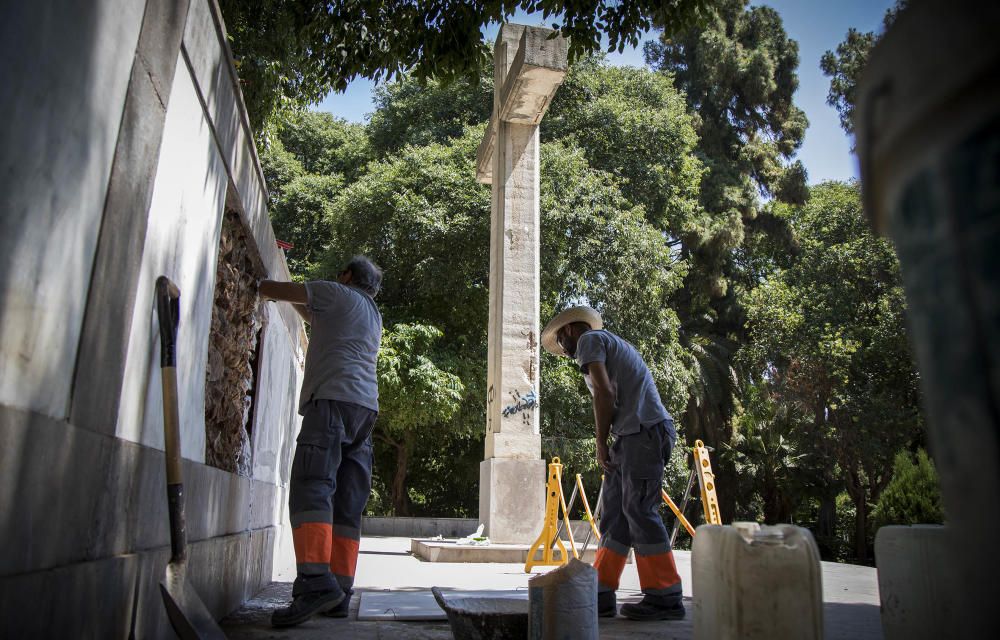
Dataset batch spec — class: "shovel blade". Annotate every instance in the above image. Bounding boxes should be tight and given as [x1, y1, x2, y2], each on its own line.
[160, 562, 227, 640]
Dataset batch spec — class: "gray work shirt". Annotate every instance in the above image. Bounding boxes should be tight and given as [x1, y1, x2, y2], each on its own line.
[575, 329, 673, 437]
[298, 281, 382, 415]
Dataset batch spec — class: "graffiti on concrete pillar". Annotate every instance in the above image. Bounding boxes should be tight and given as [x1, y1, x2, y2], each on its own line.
[502, 388, 538, 425]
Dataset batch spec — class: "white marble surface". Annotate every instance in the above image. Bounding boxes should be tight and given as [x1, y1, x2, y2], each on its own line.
[116, 53, 228, 461]
[0, 0, 145, 418]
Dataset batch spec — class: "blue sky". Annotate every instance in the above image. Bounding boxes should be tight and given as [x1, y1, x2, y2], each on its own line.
[317, 0, 894, 184]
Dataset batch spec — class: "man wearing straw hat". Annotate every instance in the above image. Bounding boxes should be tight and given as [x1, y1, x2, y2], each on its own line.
[541, 306, 684, 621]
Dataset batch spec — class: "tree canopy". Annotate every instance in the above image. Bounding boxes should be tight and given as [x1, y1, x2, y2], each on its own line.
[219, 0, 717, 133]
[643, 0, 807, 521]
[744, 181, 923, 560]
[820, 1, 907, 137]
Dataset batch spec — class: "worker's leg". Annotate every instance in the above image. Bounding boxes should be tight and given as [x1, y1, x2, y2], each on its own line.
[329, 401, 378, 594]
[594, 465, 632, 594]
[619, 422, 684, 620]
[593, 443, 632, 617]
[273, 400, 346, 626]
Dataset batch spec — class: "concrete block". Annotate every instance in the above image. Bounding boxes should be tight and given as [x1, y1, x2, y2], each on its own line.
[497, 27, 568, 125]
[480, 458, 546, 544]
[476, 24, 567, 182]
[0, 529, 272, 640]
[0, 553, 139, 639]
[875, 525, 961, 640]
[362, 517, 485, 538]
[0, 406, 119, 575]
[133, 528, 275, 640]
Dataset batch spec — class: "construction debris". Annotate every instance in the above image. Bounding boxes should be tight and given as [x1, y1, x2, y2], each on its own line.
[204, 210, 266, 476]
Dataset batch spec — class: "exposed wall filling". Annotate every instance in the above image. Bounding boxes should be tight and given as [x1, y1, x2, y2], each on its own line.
[205, 210, 266, 475]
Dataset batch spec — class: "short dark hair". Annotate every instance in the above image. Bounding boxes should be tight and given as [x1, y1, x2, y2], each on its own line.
[345, 255, 382, 297]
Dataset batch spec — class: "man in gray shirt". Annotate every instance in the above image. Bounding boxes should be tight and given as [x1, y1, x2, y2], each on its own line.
[259, 256, 383, 627]
[541, 306, 684, 621]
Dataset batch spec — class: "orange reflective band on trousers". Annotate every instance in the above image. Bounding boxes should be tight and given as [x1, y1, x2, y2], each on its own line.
[594, 547, 628, 590]
[329, 534, 361, 578]
[635, 550, 682, 591]
[292, 522, 332, 565]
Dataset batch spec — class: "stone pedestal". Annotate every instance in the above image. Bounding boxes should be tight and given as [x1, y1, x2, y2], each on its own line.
[480, 458, 546, 544]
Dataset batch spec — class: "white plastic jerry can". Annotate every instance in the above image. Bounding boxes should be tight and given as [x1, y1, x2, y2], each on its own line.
[692, 522, 823, 640]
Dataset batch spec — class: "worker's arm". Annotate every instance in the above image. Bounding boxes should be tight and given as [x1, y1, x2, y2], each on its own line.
[259, 281, 310, 322]
[290, 304, 311, 324]
[587, 361, 618, 473]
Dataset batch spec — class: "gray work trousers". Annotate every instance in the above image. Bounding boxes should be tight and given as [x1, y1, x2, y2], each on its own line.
[289, 398, 377, 596]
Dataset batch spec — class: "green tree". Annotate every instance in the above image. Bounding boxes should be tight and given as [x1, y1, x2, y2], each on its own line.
[544, 58, 703, 233]
[218, 0, 717, 133]
[267, 173, 342, 276]
[276, 111, 371, 180]
[644, 0, 808, 521]
[259, 137, 305, 203]
[729, 380, 806, 524]
[260, 54, 703, 517]
[368, 75, 493, 156]
[872, 449, 943, 530]
[259, 112, 373, 275]
[745, 181, 923, 561]
[820, 1, 907, 137]
[377, 323, 465, 515]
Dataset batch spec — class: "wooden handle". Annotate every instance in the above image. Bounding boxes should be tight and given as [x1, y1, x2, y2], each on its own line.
[662, 489, 697, 538]
[156, 276, 186, 561]
[161, 366, 183, 486]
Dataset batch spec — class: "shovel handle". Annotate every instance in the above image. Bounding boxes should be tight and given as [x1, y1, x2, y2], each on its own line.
[156, 276, 186, 562]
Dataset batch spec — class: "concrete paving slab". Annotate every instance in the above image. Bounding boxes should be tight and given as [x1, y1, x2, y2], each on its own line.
[223, 536, 883, 640]
[357, 589, 528, 621]
[411, 538, 607, 563]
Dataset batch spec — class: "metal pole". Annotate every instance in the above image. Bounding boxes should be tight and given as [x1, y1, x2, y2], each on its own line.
[670, 468, 697, 547]
[580, 479, 605, 556]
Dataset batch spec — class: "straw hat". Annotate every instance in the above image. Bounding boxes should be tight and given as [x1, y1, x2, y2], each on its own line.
[540, 306, 604, 356]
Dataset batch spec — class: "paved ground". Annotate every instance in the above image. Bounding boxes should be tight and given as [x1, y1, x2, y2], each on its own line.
[223, 536, 882, 639]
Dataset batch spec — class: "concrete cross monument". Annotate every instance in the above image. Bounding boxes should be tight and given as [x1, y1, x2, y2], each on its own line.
[476, 24, 568, 544]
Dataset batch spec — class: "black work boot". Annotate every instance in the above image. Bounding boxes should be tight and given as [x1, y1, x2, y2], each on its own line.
[271, 589, 345, 627]
[598, 590, 617, 618]
[620, 595, 685, 621]
[322, 589, 353, 618]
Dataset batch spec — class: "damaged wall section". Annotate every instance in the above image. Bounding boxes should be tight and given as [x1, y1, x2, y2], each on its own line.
[205, 208, 267, 475]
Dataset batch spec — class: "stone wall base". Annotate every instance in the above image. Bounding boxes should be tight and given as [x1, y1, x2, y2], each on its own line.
[0, 526, 275, 639]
